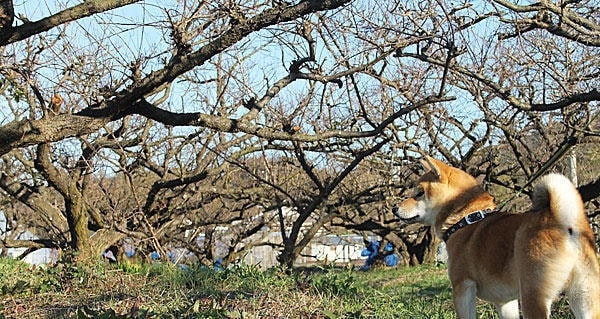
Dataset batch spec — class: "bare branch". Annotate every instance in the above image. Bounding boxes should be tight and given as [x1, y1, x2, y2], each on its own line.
[0, 0, 141, 45]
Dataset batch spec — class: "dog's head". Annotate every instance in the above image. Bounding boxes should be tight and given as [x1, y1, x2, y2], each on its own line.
[393, 156, 485, 227]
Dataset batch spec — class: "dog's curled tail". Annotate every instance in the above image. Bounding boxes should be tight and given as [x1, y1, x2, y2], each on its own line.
[529, 173, 600, 317]
[531, 173, 586, 230]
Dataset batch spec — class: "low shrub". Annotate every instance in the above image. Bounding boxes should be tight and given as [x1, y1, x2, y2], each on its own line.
[0, 257, 60, 295]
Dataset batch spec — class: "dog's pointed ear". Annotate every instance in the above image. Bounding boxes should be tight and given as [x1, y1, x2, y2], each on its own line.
[420, 156, 442, 180]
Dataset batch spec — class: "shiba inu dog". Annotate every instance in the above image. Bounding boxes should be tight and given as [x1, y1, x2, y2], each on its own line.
[393, 156, 600, 319]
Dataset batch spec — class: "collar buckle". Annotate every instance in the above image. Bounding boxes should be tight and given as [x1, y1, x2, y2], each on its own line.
[464, 210, 486, 225]
[443, 208, 496, 242]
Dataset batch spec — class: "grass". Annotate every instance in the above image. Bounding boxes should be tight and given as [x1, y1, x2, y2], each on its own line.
[0, 258, 576, 318]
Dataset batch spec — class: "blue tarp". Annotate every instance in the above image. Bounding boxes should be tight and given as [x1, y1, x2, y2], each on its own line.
[360, 240, 399, 270]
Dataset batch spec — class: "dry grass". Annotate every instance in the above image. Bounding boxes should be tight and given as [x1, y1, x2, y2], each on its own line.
[0, 259, 577, 319]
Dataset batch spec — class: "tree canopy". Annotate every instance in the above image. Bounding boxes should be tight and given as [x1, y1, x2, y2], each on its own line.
[1, 0, 599, 266]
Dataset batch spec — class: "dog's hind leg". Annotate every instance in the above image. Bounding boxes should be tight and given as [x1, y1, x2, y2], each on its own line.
[519, 293, 551, 319]
[519, 257, 571, 319]
[565, 261, 600, 319]
[453, 280, 477, 319]
[567, 288, 600, 319]
[495, 300, 519, 319]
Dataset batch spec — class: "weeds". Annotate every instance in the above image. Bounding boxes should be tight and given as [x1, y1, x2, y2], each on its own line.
[0, 259, 576, 318]
[0, 258, 60, 295]
[309, 266, 362, 296]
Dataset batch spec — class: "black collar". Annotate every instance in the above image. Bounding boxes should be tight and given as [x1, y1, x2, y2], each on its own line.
[443, 208, 496, 242]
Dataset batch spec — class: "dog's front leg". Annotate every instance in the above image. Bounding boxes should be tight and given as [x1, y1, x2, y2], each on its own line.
[453, 280, 478, 319]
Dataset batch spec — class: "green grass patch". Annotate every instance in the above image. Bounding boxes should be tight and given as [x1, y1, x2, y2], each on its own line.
[0, 257, 60, 295]
[0, 260, 576, 318]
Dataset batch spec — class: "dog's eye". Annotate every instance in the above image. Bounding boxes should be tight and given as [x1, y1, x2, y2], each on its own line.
[414, 189, 425, 199]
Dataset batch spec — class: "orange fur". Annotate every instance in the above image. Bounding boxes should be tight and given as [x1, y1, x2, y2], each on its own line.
[394, 156, 600, 319]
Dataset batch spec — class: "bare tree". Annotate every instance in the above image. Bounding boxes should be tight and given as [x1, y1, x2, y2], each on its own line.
[1, 0, 599, 267]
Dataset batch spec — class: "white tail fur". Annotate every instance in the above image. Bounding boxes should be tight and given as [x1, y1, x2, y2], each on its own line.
[532, 173, 585, 228]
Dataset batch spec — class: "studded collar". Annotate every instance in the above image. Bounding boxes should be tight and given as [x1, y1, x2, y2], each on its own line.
[443, 208, 497, 242]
